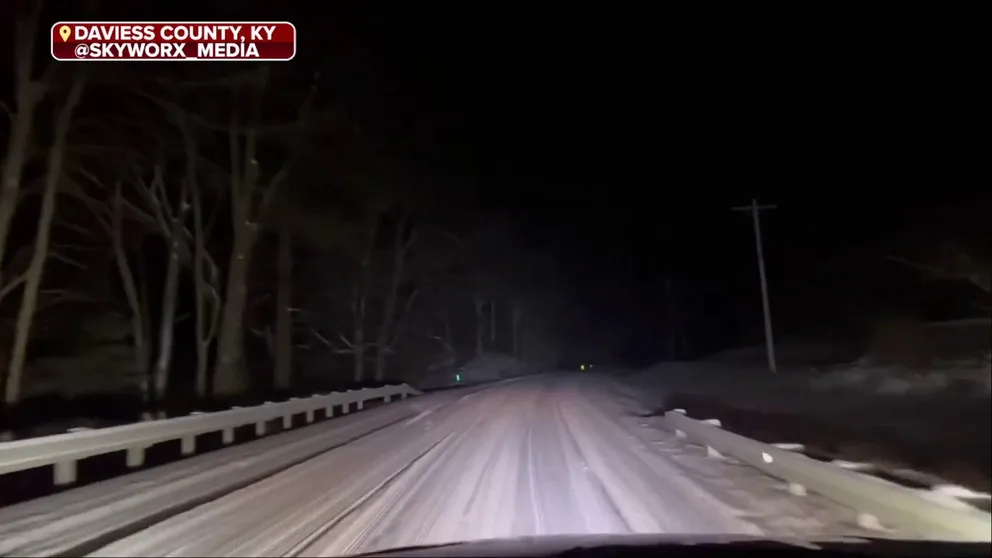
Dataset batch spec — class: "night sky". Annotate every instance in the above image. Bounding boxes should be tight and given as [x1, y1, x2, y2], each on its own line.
[309, 12, 989, 363]
[49, 4, 989, 364]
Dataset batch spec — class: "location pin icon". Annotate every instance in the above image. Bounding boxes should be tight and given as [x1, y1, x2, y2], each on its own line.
[59, 25, 71, 42]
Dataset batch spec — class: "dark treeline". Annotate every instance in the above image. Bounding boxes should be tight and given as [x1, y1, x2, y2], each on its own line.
[0, 7, 570, 435]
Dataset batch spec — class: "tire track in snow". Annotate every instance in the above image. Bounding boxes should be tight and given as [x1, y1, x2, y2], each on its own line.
[86, 373, 873, 557]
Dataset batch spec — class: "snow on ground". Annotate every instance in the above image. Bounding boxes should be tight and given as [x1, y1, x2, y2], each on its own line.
[628, 317, 990, 413]
[0, 389, 481, 557]
[618, 406, 901, 541]
[689, 318, 991, 398]
[630, 356, 990, 407]
[88, 373, 890, 557]
[809, 354, 991, 396]
[623, 322, 991, 492]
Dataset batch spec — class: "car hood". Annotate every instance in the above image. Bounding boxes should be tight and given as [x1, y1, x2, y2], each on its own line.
[355, 532, 991, 557]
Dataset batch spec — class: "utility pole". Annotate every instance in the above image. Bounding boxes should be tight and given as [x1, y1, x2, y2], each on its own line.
[732, 198, 778, 373]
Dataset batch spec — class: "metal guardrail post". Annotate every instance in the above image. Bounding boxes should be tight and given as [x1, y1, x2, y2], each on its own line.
[0, 383, 423, 486]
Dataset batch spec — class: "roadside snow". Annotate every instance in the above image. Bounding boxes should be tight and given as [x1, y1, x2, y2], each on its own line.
[630, 352, 990, 405]
[809, 355, 990, 397]
[87, 374, 878, 557]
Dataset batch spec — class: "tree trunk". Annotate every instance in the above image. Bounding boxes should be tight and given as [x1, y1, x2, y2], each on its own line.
[489, 299, 496, 348]
[0, 7, 44, 297]
[352, 291, 367, 384]
[374, 224, 406, 383]
[512, 301, 522, 358]
[0, 100, 37, 292]
[182, 123, 216, 400]
[213, 229, 254, 397]
[151, 202, 187, 418]
[274, 227, 293, 390]
[111, 182, 150, 413]
[444, 313, 454, 354]
[3, 76, 84, 405]
[137, 249, 154, 415]
[191, 183, 212, 399]
[351, 219, 378, 384]
[474, 296, 485, 357]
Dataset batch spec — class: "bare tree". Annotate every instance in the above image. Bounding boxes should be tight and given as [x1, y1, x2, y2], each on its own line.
[179, 123, 221, 399]
[473, 295, 486, 357]
[512, 301, 523, 358]
[373, 216, 418, 382]
[145, 172, 190, 417]
[144, 95, 223, 400]
[428, 305, 456, 365]
[109, 182, 152, 412]
[490, 299, 497, 347]
[70, 155, 193, 416]
[337, 215, 379, 383]
[63, 156, 161, 411]
[273, 225, 293, 390]
[456, 217, 520, 358]
[110, 153, 195, 415]
[213, 68, 316, 397]
[4, 73, 86, 406]
[0, 5, 54, 298]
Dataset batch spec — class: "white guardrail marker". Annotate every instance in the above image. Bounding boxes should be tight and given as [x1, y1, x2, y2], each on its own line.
[0, 383, 421, 486]
[664, 410, 992, 542]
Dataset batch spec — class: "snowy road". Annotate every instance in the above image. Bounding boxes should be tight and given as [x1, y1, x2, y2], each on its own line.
[91, 374, 778, 557]
[0, 373, 884, 557]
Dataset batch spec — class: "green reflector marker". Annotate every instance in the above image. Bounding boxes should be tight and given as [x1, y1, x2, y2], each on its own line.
[455, 373, 462, 382]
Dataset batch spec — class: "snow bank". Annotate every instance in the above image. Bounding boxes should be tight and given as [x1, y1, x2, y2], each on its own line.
[630, 355, 990, 402]
[416, 353, 529, 391]
[809, 353, 991, 397]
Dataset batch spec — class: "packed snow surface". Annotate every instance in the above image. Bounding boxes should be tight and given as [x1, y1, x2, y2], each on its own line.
[2, 374, 888, 557]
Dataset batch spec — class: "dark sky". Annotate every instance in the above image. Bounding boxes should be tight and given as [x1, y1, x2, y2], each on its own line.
[44, 3, 990, 363]
[308, 11, 989, 361]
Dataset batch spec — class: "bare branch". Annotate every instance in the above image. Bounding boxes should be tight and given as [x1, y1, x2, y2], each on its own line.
[48, 250, 87, 270]
[427, 331, 456, 354]
[311, 327, 333, 348]
[54, 216, 102, 238]
[69, 168, 157, 230]
[0, 271, 28, 301]
[128, 162, 172, 233]
[888, 253, 991, 293]
[37, 289, 100, 309]
[250, 326, 274, 355]
[887, 255, 946, 277]
[402, 227, 419, 256]
[137, 86, 308, 135]
[0, 100, 12, 124]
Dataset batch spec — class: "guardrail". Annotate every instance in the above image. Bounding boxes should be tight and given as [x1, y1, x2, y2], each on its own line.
[665, 409, 992, 542]
[0, 383, 421, 486]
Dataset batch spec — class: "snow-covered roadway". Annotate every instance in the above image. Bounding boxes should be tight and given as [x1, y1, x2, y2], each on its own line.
[84, 373, 881, 557]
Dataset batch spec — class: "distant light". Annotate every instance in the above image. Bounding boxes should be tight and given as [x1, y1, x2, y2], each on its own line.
[455, 373, 462, 382]
[580, 364, 586, 371]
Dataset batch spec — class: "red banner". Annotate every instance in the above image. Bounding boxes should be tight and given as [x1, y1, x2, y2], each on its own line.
[51, 22, 296, 61]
